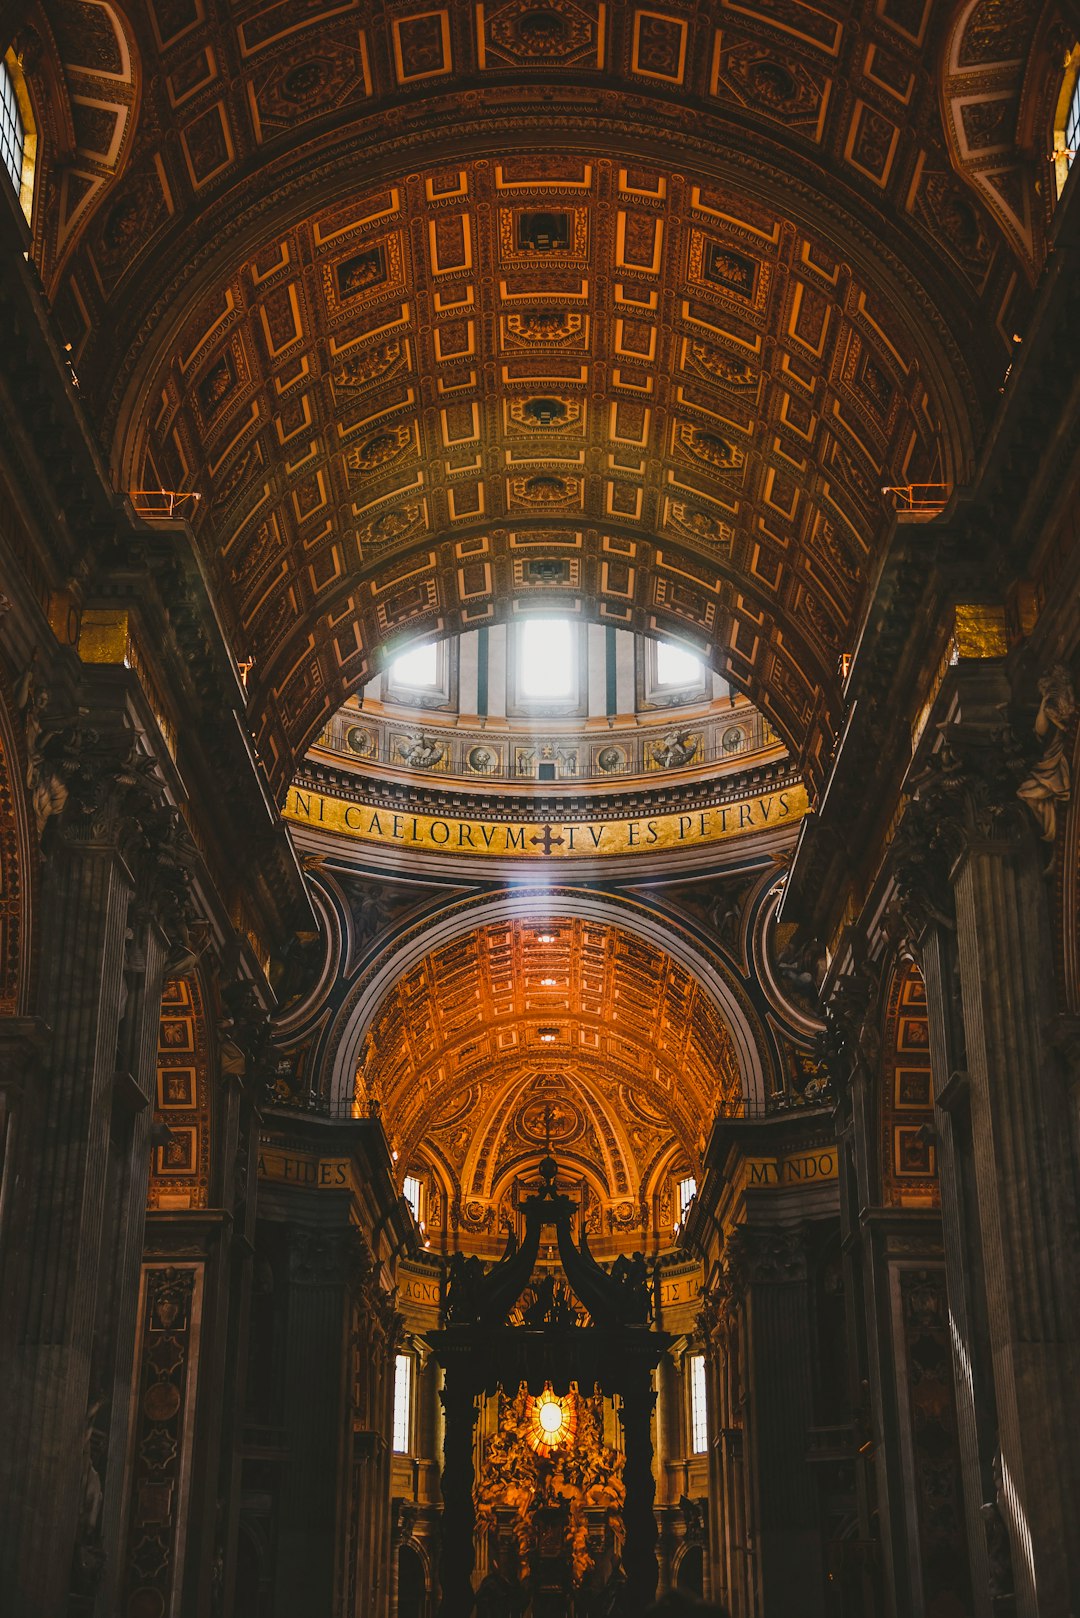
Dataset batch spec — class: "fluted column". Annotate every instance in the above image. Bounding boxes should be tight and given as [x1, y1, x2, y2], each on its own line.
[0, 754, 174, 1617]
[343, 1228, 402, 1618]
[94, 901, 169, 1618]
[699, 1274, 750, 1616]
[895, 672, 1080, 1616]
[127, 1013, 262, 1618]
[618, 1366, 661, 1611]
[918, 924, 998, 1617]
[949, 832, 1080, 1613]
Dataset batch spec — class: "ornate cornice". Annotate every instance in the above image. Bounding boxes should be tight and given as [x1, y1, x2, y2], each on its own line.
[294, 751, 804, 827]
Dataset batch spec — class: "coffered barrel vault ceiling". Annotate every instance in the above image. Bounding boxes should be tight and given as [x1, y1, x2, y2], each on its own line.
[35, 0, 1061, 795]
[358, 918, 743, 1201]
[127, 151, 958, 798]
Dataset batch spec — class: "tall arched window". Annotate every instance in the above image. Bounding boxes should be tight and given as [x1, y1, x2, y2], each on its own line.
[1053, 43, 1080, 201]
[1066, 65, 1080, 168]
[393, 1352, 413, 1453]
[0, 50, 35, 223]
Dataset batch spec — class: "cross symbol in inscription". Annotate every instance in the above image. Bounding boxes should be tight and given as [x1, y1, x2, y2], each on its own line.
[530, 824, 565, 856]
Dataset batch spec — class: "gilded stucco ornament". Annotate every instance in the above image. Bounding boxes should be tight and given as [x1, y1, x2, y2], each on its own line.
[474, 1384, 625, 1588]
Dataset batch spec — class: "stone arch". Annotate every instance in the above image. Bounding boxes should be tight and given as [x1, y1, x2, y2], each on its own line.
[674, 1541, 704, 1593]
[397, 1539, 429, 1618]
[323, 887, 776, 1123]
[641, 1137, 696, 1237]
[401, 1146, 454, 1247]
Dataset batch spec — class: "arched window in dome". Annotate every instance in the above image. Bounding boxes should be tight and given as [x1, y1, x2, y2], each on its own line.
[402, 1172, 423, 1226]
[676, 1174, 697, 1227]
[656, 639, 702, 688]
[0, 50, 35, 223]
[1052, 43, 1080, 201]
[519, 617, 573, 698]
[391, 641, 438, 689]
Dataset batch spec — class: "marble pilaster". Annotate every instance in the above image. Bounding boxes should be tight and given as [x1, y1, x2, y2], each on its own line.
[0, 776, 162, 1616]
[727, 1223, 823, 1618]
[898, 670, 1080, 1615]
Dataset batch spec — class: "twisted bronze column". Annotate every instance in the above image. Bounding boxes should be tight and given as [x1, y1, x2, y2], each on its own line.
[437, 1372, 480, 1616]
[618, 1368, 660, 1610]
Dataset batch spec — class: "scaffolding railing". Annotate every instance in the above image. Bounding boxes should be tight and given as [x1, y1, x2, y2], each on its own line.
[130, 489, 202, 520]
[714, 1087, 833, 1121]
[881, 483, 950, 515]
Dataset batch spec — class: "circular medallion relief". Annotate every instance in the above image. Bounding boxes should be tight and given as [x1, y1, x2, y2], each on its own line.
[467, 744, 498, 773]
[518, 1096, 582, 1146]
[432, 1087, 477, 1129]
[143, 1380, 181, 1422]
[127, 1589, 166, 1618]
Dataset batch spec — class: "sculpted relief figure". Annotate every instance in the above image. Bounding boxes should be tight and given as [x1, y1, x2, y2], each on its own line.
[475, 1387, 625, 1591]
[399, 732, 445, 769]
[652, 730, 699, 770]
[15, 660, 81, 839]
[1017, 663, 1076, 853]
[609, 1251, 652, 1325]
[445, 1251, 486, 1324]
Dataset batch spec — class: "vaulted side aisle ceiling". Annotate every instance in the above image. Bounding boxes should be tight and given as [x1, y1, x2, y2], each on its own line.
[33, 0, 1061, 795]
[357, 917, 744, 1189]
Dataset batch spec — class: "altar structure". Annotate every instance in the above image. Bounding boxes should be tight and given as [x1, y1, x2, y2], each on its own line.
[429, 1147, 671, 1614]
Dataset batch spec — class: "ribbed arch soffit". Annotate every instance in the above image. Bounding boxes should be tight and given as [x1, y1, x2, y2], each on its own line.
[323, 887, 774, 1118]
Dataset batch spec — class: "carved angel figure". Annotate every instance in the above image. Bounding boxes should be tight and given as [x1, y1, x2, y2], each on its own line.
[651, 730, 699, 770]
[399, 733, 445, 769]
[1017, 663, 1076, 848]
[444, 1251, 486, 1324]
[609, 1251, 652, 1325]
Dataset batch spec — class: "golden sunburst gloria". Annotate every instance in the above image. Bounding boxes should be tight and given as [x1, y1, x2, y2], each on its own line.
[529, 1388, 575, 1454]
